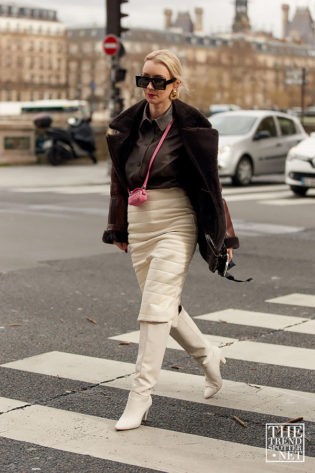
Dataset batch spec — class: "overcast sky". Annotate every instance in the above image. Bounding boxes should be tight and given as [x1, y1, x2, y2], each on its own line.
[20, 0, 315, 38]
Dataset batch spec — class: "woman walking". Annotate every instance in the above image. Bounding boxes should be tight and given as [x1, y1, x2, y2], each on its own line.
[103, 49, 239, 431]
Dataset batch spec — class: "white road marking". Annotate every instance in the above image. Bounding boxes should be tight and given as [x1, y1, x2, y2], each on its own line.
[109, 331, 315, 370]
[195, 309, 315, 334]
[2, 352, 313, 421]
[267, 293, 315, 309]
[0, 397, 27, 412]
[261, 198, 315, 206]
[233, 220, 304, 235]
[225, 191, 292, 202]
[1, 351, 134, 384]
[10, 185, 110, 195]
[0, 398, 314, 473]
[222, 185, 288, 195]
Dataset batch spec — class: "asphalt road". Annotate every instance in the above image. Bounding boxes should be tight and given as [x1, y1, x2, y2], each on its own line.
[0, 163, 314, 473]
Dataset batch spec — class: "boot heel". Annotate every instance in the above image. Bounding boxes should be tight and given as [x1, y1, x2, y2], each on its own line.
[143, 408, 150, 422]
[220, 355, 226, 365]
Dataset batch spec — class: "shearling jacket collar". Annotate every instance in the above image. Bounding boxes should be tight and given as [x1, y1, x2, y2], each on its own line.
[109, 99, 212, 134]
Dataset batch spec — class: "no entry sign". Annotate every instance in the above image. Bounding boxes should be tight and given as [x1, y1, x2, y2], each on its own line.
[103, 35, 119, 56]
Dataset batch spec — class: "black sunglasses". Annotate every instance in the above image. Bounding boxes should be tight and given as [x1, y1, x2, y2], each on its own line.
[136, 75, 176, 90]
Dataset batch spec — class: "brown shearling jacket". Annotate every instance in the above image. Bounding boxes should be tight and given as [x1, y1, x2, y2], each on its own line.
[103, 99, 239, 273]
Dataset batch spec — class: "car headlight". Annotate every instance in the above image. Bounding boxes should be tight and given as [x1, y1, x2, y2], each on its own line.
[218, 145, 232, 166]
[287, 147, 309, 162]
[287, 147, 297, 161]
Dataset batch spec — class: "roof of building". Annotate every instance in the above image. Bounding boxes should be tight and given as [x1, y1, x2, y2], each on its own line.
[65, 26, 315, 58]
[172, 11, 193, 34]
[0, 2, 58, 21]
[287, 7, 314, 44]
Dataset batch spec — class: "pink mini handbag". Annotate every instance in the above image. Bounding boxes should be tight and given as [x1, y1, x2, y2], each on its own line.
[128, 119, 174, 206]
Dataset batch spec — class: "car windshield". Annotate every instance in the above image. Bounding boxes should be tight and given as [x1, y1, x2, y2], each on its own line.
[210, 115, 257, 136]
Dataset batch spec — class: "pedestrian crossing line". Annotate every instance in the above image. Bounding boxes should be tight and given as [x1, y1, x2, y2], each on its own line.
[0, 398, 27, 412]
[260, 198, 315, 206]
[11, 185, 110, 195]
[267, 293, 315, 309]
[2, 352, 315, 422]
[224, 191, 292, 202]
[194, 309, 315, 335]
[233, 220, 304, 235]
[222, 184, 288, 196]
[0, 397, 314, 473]
[1, 352, 134, 385]
[109, 331, 315, 370]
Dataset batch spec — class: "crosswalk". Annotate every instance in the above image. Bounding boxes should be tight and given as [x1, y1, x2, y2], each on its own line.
[0, 292, 314, 471]
[7, 182, 315, 205]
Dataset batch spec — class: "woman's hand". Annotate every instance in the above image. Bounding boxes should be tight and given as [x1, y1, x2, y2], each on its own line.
[113, 241, 128, 252]
[227, 248, 233, 263]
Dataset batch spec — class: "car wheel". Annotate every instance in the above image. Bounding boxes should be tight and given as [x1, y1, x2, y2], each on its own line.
[232, 156, 253, 186]
[290, 185, 308, 196]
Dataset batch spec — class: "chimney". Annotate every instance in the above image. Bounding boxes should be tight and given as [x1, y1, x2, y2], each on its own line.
[282, 4, 290, 39]
[164, 9, 172, 30]
[194, 7, 203, 33]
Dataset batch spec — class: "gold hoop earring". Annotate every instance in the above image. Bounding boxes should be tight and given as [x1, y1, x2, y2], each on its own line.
[170, 89, 178, 100]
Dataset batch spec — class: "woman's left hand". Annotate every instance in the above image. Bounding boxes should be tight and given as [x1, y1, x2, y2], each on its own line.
[227, 248, 233, 263]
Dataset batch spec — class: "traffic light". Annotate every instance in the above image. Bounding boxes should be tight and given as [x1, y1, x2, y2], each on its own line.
[106, 0, 129, 38]
[115, 68, 126, 83]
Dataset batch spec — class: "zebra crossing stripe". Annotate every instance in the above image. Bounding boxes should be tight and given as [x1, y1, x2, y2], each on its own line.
[261, 198, 315, 206]
[233, 220, 304, 235]
[2, 352, 315, 422]
[222, 185, 288, 195]
[266, 293, 315, 308]
[109, 331, 315, 370]
[225, 190, 292, 202]
[0, 397, 314, 473]
[0, 398, 26, 412]
[11, 185, 110, 195]
[195, 309, 315, 334]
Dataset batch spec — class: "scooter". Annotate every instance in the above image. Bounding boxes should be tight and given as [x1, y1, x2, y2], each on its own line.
[34, 114, 97, 165]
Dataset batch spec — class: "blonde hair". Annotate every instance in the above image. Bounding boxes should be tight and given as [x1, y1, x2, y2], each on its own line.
[144, 49, 188, 93]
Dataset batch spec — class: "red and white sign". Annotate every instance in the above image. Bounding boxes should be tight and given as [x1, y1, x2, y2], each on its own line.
[103, 35, 119, 56]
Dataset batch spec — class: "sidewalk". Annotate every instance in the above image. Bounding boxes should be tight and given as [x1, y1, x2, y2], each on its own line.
[0, 162, 110, 188]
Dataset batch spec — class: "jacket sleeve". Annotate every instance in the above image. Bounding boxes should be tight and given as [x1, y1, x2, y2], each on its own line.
[219, 182, 239, 249]
[222, 198, 239, 249]
[102, 164, 129, 244]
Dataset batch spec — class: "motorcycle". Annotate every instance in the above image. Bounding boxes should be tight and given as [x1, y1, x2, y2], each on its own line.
[34, 114, 97, 165]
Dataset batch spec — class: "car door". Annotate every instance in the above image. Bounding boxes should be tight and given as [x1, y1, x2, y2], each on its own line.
[252, 116, 282, 175]
[276, 116, 305, 172]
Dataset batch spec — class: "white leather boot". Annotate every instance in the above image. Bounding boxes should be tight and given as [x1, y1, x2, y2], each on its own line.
[115, 320, 171, 430]
[170, 306, 226, 398]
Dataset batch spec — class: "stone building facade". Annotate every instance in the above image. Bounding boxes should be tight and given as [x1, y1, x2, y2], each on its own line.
[0, 2, 315, 115]
[0, 2, 67, 101]
[67, 27, 110, 112]
[65, 25, 315, 114]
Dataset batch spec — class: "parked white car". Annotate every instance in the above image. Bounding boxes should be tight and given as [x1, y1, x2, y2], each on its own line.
[285, 133, 315, 196]
[209, 110, 307, 185]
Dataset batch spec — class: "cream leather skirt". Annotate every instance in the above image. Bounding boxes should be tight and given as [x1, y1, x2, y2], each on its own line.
[127, 187, 198, 324]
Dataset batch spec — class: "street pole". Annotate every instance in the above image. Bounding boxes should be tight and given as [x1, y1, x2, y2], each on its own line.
[301, 68, 307, 126]
[110, 54, 120, 119]
[105, 0, 128, 119]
